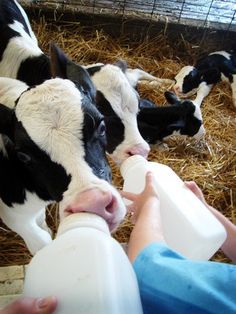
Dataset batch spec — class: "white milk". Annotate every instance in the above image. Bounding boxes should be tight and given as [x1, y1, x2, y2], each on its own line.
[120, 155, 227, 260]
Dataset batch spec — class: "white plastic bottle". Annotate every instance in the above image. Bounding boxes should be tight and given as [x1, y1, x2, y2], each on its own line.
[23, 213, 143, 314]
[120, 155, 227, 261]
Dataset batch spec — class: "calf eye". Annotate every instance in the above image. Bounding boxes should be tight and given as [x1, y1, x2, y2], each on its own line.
[17, 151, 31, 164]
[98, 121, 106, 137]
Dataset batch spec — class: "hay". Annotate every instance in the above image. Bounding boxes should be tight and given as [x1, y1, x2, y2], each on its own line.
[0, 19, 235, 266]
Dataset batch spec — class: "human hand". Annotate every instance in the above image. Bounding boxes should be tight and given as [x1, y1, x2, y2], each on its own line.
[0, 296, 57, 314]
[185, 180, 236, 263]
[184, 181, 210, 208]
[121, 171, 160, 223]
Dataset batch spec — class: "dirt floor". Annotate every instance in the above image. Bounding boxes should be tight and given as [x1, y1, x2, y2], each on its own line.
[0, 17, 235, 266]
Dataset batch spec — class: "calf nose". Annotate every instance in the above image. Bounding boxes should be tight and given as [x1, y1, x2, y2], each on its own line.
[65, 188, 117, 216]
[173, 85, 181, 94]
[126, 143, 150, 159]
[64, 188, 123, 231]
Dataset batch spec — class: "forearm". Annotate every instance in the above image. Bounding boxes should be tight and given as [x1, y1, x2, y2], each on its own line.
[127, 205, 165, 263]
[209, 206, 236, 263]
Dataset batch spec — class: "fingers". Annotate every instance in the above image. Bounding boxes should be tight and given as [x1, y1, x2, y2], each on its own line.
[35, 297, 57, 314]
[145, 171, 155, 186]
[185, 181, 206, 203]
[2, 296, 57, 314]
[126, 203, 136, 213]
[120, 190, 137, 201]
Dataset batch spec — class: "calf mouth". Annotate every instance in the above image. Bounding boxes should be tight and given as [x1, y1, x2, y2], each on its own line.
[63, 194, 120, 231]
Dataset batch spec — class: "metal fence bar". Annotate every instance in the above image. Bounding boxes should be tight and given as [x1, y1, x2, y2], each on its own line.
[227, 9, 236, 31]
[20, 0, 236, 31]
[150, 0, 157, 20]
[202, 0, 216, 27]
[178, 0, 186, 23]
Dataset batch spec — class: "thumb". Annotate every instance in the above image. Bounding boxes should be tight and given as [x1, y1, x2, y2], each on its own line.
[36, 296, 57, 313]
[2, 296, 57, 314]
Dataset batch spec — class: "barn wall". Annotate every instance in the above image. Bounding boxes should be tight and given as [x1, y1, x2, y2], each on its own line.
[23, 4, 236, 56]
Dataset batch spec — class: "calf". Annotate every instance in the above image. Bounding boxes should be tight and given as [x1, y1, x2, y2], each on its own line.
[0, 0, 150, 164]
[0, 76, 126, 255]
[173, 50, 236, 107]
[137, 91, 205, 144]
[85, 62, 151, 163]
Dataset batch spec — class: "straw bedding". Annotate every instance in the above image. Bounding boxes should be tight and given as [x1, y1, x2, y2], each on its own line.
[0, 18, 235, 266]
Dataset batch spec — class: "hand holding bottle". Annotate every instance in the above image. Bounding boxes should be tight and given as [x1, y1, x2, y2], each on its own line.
[121, 171, 160, 223]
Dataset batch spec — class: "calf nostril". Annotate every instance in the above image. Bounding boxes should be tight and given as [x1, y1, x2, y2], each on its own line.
[126, 145, 150, 158]
[105, 195, 117, 214]
[127, 151, 134, 157]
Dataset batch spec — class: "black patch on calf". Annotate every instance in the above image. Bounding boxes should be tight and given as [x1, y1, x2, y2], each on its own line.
[0, 104, 14, 137]
[81, 92, 112, 182]
[0, 123, 71, 207]
[95, 91, 125, 153]
[17, 55, 51, 86]
[182, 69, 202, 94]
[137, 101, 202, 144]
[50, 44, 97, 103]
[86, 65, 104, 77]
[139, 99, 156, 109]
[67, 62, 97, 103]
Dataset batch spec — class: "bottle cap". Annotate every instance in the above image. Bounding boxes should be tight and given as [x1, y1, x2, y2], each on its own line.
[120, 155, 147, 178]
[57, 212, 110, 236]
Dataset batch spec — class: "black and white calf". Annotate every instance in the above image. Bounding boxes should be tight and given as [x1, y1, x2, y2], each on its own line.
[0, 0, 150, 164]
[137, 92, 205, 144]
[85, 62, 154, 163]
[0, 76, 126, 255]
[174, 50, 236, 107]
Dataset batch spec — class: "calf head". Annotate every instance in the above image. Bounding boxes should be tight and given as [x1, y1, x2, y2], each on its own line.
[164, 91, 205, 140]
[174, 65, 220, 97]
[0, 77, 126, 231]
[90, 63, 150, 164]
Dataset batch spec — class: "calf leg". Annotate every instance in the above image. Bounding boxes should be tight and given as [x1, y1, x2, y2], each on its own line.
[0, 204, 52, 255]
[125, 68, 173, 88]
[193, 83, 212, 107]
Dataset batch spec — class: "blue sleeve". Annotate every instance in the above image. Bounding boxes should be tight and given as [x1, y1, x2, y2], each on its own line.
[133, 242, 236, 314]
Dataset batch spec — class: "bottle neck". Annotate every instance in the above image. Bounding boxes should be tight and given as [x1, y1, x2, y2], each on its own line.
[57, 213, 110, 237]
[120, 155, 148, 178]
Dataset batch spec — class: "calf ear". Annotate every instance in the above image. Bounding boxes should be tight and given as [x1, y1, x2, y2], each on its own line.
[164, 91, 180, 105]
[66, 62, 96, 99]
[50, 43, 67, 78]
[0, 104, 14, 137]
[114, 60, 128, 73]
[50, 42, 96, 100]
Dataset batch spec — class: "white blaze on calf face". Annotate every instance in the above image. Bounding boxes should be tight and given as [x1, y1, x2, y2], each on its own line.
[91, 64, 150, 163]
[16, 79, 85, 170]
